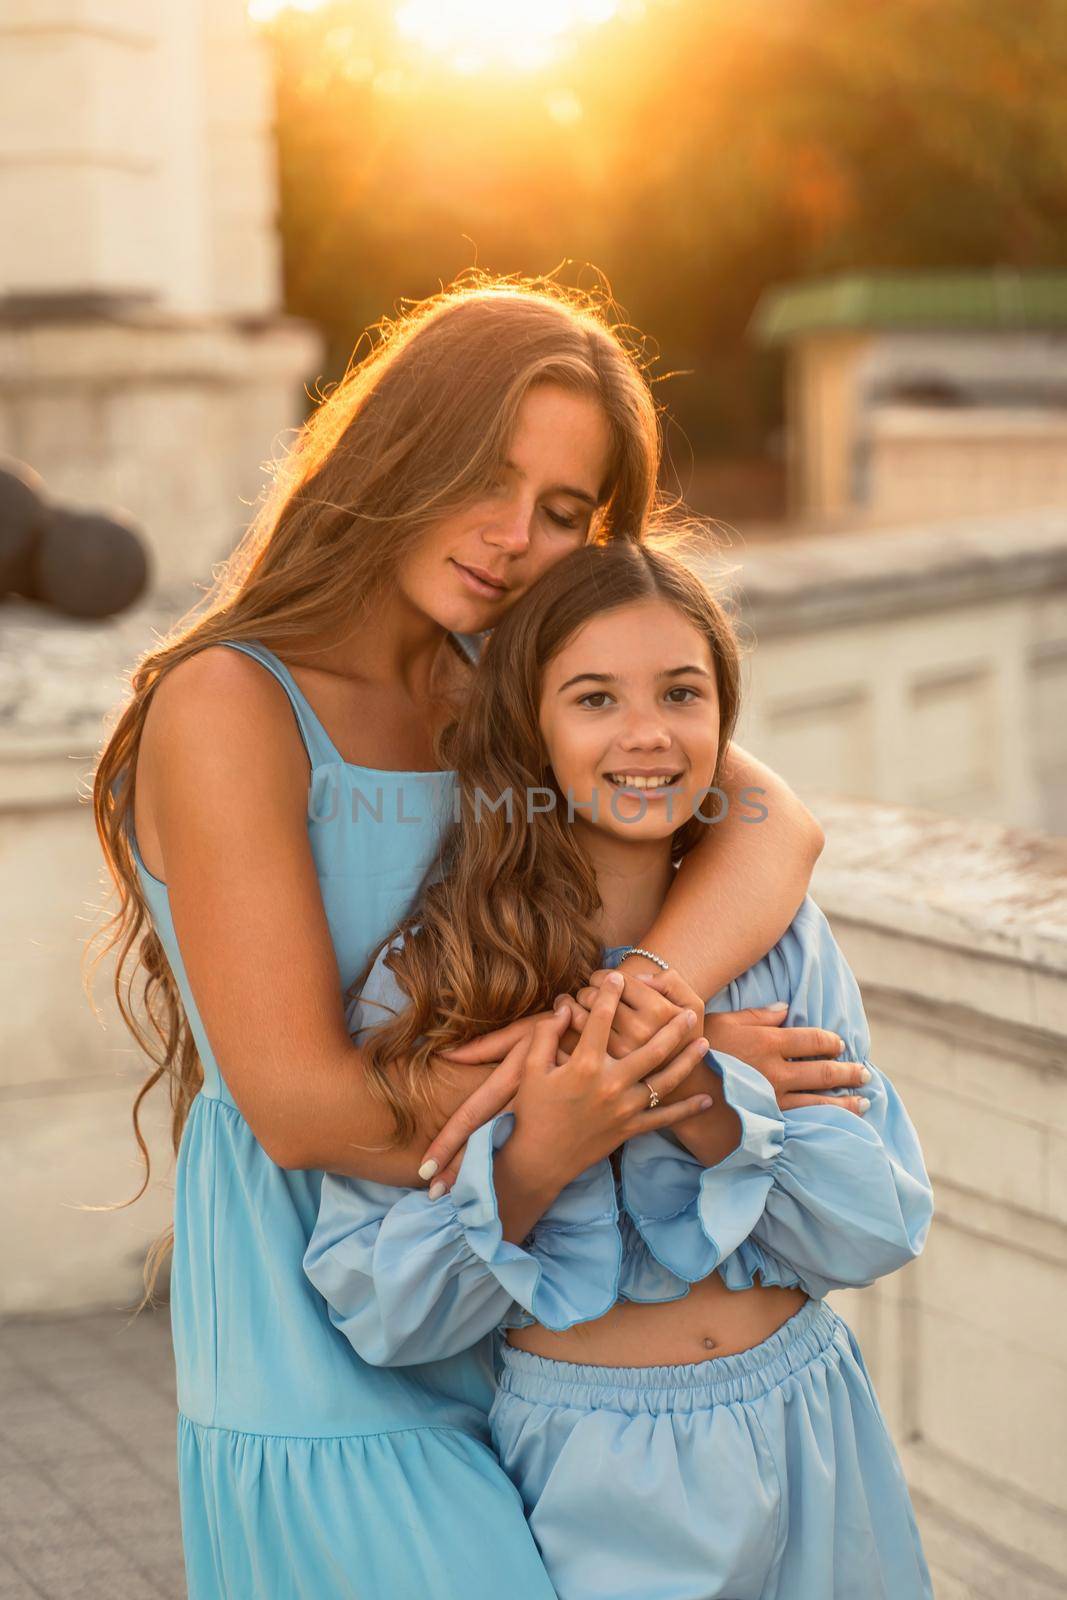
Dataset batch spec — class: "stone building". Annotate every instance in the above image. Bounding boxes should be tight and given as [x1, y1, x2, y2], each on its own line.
[0, 0, 320, 591]
[752, 271, 1067, 528]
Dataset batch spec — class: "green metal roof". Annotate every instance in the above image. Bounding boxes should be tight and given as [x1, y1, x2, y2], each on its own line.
[750, 271, 1067, 344]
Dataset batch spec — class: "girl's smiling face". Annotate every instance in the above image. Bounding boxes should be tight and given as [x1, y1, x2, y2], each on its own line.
[538, 598, 723, 846]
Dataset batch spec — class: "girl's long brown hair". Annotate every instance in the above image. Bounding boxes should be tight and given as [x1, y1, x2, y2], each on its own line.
[356, 538, 741, 1146]
[85, 270, 706, 1284]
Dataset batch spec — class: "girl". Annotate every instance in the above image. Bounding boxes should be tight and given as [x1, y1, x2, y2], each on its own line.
[90, 276, 860, 1599]
[305, 538, 935, 1599]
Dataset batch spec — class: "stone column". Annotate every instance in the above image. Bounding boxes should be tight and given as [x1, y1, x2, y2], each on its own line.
[0, 0, 320, 591]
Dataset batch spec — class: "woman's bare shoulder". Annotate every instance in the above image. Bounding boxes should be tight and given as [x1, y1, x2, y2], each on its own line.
[136, 643, 311, 879]
[144, 643, 304, 772]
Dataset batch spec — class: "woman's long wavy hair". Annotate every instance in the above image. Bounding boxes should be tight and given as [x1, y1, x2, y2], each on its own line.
[85, 270, 711, 1288]
[356, 539, 741, 1146]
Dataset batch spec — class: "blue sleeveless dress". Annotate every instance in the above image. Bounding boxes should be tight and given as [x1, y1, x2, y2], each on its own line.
[126, 638, 556, 1600]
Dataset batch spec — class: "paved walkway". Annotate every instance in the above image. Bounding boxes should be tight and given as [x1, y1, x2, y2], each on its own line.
[0, 1306, 184, 1599]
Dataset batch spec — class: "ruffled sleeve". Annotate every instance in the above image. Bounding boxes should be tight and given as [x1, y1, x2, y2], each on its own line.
[446, 1112, 621, 1333]
[621, 896, 934, 1299]
[307, 930, 623, 1363]
[343, 938, 407, 1044]
[742, 898, 933, 1294]
[749, 1062, 933, 1299]
[619, 1050, 785, 1284]
[304, 1113, 621, 1366]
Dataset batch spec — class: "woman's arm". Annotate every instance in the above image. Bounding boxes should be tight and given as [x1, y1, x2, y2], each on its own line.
[622, 744, 823, 995]
[143, 646, 490, 1183]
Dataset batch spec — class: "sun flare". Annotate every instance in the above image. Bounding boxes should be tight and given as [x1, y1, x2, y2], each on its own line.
[248, 0, 326, 21]
[395, 0, 621, 71]
[248, 0, 624, 69]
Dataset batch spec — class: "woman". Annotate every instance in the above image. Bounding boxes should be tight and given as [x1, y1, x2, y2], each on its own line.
[91, 275, 864, 1599]
[305, 539, 934, 1599]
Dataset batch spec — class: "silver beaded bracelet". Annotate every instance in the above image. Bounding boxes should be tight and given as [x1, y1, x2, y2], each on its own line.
[619, 946, 671, 971]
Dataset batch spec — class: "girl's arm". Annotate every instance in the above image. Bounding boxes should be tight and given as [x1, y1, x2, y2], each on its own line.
[620, 744, 823, 995]
[304, 1115, 622, 1366]
[621, 901, 935, 1295]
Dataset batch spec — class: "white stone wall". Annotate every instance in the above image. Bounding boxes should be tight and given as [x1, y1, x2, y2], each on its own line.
[812, 798, 1067, 1600]
[0, 2, 165, 304]
[1, 788, 175, 1315]
[865, 407, 1067, 525]
[0, 316, 321, 589]
[203, 0, 283, 318]
[712, 507, 1067, 834]
[0, 0, 279, 315]
[0, 599, 182, 1316]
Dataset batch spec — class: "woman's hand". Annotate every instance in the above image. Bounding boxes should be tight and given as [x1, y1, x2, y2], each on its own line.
[417, 1009, 562, 1190]
[438, 1009, 559, 1070]
[416, 1036, 530, 1193]
[570, 967, 872, 1116]
[418, 978, 711, 1196]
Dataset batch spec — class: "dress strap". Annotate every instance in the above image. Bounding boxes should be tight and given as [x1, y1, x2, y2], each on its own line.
[217, 640, 345, 770]
[450, 630, 486, 665]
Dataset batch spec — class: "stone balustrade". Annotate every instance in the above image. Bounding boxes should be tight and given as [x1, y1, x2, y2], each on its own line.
[2, 576, 1066, 1596]
[697, 505, 1067, 834]
[812, 797, 1067, 1599]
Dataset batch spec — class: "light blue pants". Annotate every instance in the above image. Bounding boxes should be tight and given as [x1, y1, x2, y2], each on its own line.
[490, 1299, 933, 1600]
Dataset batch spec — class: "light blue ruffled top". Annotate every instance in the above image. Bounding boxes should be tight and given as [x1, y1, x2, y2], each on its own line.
[305, 897, 935, 1367]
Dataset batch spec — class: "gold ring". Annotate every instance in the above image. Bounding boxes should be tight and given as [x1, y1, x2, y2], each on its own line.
[646, 1081, 660, 1110]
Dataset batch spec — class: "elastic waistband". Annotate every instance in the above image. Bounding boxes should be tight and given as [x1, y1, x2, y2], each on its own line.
[497, 1299, 842, 1413]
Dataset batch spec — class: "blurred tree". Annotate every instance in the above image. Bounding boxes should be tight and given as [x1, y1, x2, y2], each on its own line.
[264, 0, 1067, 478]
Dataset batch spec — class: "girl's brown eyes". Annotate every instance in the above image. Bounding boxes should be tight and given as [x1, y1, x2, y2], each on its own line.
[575, 687, 702, 710]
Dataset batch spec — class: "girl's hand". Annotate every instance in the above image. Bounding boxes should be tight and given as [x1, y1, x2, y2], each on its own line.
[573, 967, 872, 1116]
[502, 976, 714, 1201]
[418, 978, 711, 1195]
[701, 1004, 870, 1114]
[564, 965, 692, 1058]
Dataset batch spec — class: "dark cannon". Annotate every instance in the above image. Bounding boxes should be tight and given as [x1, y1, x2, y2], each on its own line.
[0, 458, 149, 619]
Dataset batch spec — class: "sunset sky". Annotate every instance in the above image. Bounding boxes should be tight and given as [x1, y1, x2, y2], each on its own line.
[249, 0, 640, 71]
